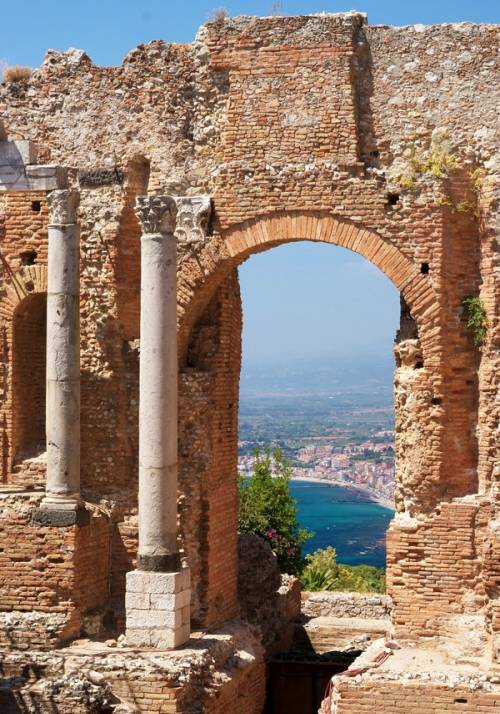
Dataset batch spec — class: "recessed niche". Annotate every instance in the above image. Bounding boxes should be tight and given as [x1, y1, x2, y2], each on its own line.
[20, 250, 37, 266]
[386, 192, 400, 206]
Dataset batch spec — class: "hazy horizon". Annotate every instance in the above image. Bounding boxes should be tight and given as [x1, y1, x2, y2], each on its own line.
[240, 242, 400, 369]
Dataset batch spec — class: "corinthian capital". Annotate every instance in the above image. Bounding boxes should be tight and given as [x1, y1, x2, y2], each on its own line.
[134, 195, 177, 235]
[47, 189, 80, 225]
[175, 196, 212, 252]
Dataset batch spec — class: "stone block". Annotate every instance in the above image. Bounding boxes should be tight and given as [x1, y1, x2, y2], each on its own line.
[126, 624, 190, 650]
[125, 591, 150, 610]
[127, 607, 184, 629]
[25, 165, 69, 190]
[126, 568, 190, 594]
[150, 624, 190, 649]
[13, 140, 38, 165]
[125, 568, 191, 649]
[150, 589, 190, 610]
[180, 605, 190, 626]
[126, 628, 152, 648]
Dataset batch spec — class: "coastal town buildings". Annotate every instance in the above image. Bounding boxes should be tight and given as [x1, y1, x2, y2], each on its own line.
[238, 438, 395, 506]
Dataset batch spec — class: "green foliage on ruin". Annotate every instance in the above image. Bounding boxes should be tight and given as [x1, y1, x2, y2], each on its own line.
[238, 449, 312, 575]
[392, 129, 460, 190]
[462, 295, 488, 346]
[300, 546, 386, 594]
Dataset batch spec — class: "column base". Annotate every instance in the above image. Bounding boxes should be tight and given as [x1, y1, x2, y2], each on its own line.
[125, 568, 191, 649]
[32, 496, 89, 527]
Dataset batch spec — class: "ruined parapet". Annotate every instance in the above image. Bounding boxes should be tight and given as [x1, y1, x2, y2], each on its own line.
[302, 591, 392, 620]
[0, 622, 265, 714]
[320, 637, 500, 714]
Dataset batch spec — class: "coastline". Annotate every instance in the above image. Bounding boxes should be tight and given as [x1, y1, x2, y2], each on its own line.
[290, 475, 395, 511]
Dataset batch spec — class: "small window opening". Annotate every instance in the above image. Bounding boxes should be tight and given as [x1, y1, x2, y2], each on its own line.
[370, 150, 380, 158]
[415, 361, 424, 369]
[20, 250, 37, 266]
[454, 699, 468, 705]
[386, 192, 400, 206]
[31, 200, 41, 213]
[420, 263, 430, 275]
[431, 397, 442, 406]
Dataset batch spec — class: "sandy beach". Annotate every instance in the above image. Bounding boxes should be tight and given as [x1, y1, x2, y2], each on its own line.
[290, 475, 395, 511]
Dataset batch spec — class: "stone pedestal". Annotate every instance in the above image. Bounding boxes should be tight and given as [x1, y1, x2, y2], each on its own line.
[126, 569, 191, 649]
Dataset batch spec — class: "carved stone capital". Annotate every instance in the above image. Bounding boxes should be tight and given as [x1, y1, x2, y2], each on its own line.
[47, 189, 80, 225]
[135, 195, 177, 235]
[175, 195, 211, 252]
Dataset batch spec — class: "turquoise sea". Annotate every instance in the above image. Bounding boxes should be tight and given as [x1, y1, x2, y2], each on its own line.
[290, 481, 394, 568]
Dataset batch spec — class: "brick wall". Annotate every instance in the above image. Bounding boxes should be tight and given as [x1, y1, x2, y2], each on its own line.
[0, 493, 110, 647]
[331, 680, 500, 713]
[387, 500, 492, 639]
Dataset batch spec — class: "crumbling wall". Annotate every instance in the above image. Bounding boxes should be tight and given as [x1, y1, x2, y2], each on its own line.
[330, 678, 500, 714]
[0, 14, 498, 679]
[302, 592, 391, 620]
[387, 500, 492, 641]
[0, 622, 265, 714]
[238, 534, 301, 655]
[0, 493, 110, 649]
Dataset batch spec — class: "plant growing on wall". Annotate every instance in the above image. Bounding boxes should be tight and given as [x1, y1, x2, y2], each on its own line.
[462, 295, 488, 346]
[391, 129, 460, 190]
[238, 448, 312, 575]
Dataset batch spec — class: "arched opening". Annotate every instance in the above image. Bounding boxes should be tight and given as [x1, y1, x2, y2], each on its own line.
[238, 241, 399, 573]
[12, 292, 47, 463]
[179, 212, 439, 629]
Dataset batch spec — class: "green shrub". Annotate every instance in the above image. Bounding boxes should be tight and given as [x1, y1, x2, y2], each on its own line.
[300, 546, 386, 593]
[238, 449, 312, 575]
[462, 295, 488, 346]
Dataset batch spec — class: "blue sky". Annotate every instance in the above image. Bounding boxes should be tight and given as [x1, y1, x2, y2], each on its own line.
[1, 1, 498, 367]
[1, 1, 498, 69]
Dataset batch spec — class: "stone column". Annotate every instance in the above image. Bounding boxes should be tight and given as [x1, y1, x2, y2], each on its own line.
[38, 189, 84, 522]
[126, 195, 190, 649]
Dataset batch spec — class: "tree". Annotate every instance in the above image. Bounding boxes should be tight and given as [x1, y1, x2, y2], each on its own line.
[238, 449, 312, 575]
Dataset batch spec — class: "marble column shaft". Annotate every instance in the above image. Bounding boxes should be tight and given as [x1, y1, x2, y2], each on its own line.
[43, 189, 81, 509]
[135, 196, 180, 571]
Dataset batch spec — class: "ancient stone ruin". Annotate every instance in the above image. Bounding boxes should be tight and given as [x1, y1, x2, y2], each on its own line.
[0, 11, 498, 713]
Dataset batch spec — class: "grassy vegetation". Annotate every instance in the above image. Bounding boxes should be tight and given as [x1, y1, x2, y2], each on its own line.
[1, 65, 32, 83]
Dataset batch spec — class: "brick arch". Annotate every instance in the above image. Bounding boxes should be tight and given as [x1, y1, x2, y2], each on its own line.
[227, 210, 435, 310]
[183, 211, 440, 366]
[0, 264, 48, 321]
[177, 210, 443, 622]
[0, 264, 48, 482]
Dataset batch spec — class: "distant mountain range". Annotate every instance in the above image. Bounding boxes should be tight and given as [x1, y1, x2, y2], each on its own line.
[240, 353, 395, 397]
